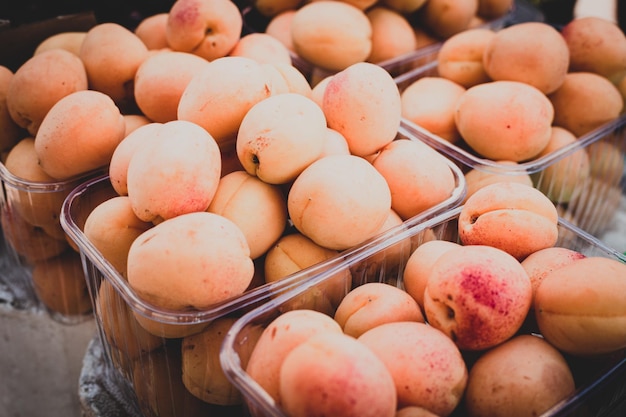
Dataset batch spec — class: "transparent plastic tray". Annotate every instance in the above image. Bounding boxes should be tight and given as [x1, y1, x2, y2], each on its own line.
[60, 148, 466, 417]
[221, 206, 626, 417]
[396, 60, 626, 241]
[0, 162, 104, 323]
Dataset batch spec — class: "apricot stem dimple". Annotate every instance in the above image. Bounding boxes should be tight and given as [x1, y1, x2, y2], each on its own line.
[447, 305, 455, 319]
[470, 213, 479, 224]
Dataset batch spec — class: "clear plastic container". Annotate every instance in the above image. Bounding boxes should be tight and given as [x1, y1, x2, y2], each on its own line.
[0, 162, 104, 323]
[396, 60, 626, 241]
[60, 149, 466, 417]
[220, 206, 626, 417]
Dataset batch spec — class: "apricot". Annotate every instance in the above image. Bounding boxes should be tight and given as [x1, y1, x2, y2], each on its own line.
[264, 9, 296, 52]
[335, 282, 424, 338]
[520, 246, 586, 304]
[269, 62, 312, 97]
[319, 127, 350, 157]
[417, 0, 478, 39]
[323, 62, 401, 157]
[6, 49, 88, 136]
[463, 161, 533, 203]
[177, 56, 274, 146]
[413, 26, 441, 49]
[561, 16, 626, 83]
[79, 22, 149, 108]
[482, 22, 570, 94]
[0, 205, 68, 263]
[342, 0, 379, 10]
[109, 122, 162, 196]
[309, 74, 331, 107]
[366, 6, 417, 64]
[586, 140, 625, 185]
[424, 244, 532, 351]
[263, 232, 350, 315]
[131, 344, 223, 417]
[359, 321, 467, 415]
[0, 66, 22, 155]
[3, 137, 67, 227]
[182, 317, 247, 405]
[455, 80, 554, 161]
[548, 71, 623, 137]
[207, 170, 287, 259]
[236, 93, 326, 184]
[253, 0, 301, 18]
[84, 196, 153, 277]
[437, 28, 496, 88]
[288, 154, 392, 250]
[458, 182, 559, 260]
[42, 221, 68, 243]
[401, 76, 466, 143]
[127, 211, 254, 311]
[134, 51, 209, 123]
[535, 256, 626, 355]
[395, 407, 439, 417]
[246, 309, 343, 406]
[381, 0, 428, 14]
[279, 332, 397, 417]
[166, 0, 243, 61]
[532, 126, 591, 203]
[34, 89, 126, 180]
[33, 31, 86, 56]
[126, 120, 222, 223]
[464, 334, 575, 417]
[403, 239, 461, 309]
[260, 63, 290, 95]
[98, 280, 164, 361]
[370, 139, 457, 220]
[134, 12, 170, 50]
[32, 250, 92, 317]
[291, 1, 373, 72]
[229, 32, 292, 66]
[123, 114, 152, 137]
[477, 0, 514, 19]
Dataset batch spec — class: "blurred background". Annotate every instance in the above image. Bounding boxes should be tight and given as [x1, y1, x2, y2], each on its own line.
[0, 0, 623, 30]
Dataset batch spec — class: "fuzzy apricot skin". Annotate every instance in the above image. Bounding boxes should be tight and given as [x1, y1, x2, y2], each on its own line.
[322, 62, 401, 158]
[423, 244, 532, 351]
[482, 22, 570, 94]
[287, 154, 392, 251]
[457, 182, 559, 261]
[464, 334, 575, 417]
[359, 321, 468, 416]
[7, 49, 88, 136]
[34, 89, 126, 180]
[279, 332, 397, 417]
[535, 256, 626, 356]
[455, 80, 554, 162]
